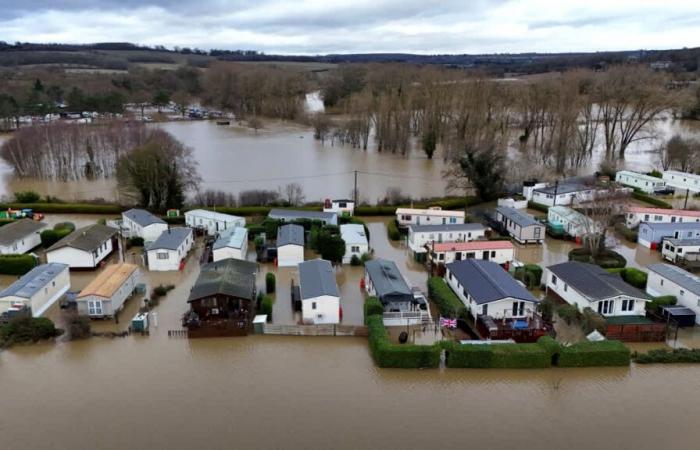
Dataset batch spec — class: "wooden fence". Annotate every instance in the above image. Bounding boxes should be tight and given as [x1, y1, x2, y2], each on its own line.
[263, 323, 368, 337]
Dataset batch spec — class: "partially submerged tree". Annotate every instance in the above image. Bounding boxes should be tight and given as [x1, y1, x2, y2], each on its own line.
[446, 142, 505, 202]
[574, 184, 630, 259]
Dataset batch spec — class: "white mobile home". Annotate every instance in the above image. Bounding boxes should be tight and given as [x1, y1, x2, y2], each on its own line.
[213, 227, 249, 262]
[495, 207, 544, 244]
[299, 259, 340, 324]
[0, 263, 70, 317]
[662, 170, 700, 193]
[625, 206, 700, 228]
[428, 240, 515, 266]
[407, 223, 487, 254]
[46, 224, 117, 269]
[76, 263, 141, 318]
[544, 261, 649, 317]
[268, 209, 338, 226]
[276, 224, 304, 267]
[120, 209, 168, 242]
[531, 182, 597, 207]
[0, 219, 47, 255]
[395, 207, 465, 228]
[146, 228, 194, 271]
[547, 206, 598, 238]
[185, 209, 245, 236]
[661, 238, 700, 264]
[323, 199, 355, 217]
[647, 263, 700, 324]
[615, 170, 667, 194]
[340, 224, 369, 264]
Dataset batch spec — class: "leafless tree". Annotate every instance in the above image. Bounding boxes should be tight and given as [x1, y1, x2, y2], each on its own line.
[282, 182, 305, 206]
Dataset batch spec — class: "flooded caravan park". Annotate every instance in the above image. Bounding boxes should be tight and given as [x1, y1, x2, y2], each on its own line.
[2, 216, 700, 449]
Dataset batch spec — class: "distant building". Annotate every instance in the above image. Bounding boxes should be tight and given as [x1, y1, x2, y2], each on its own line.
[407, 223, 487, 255]
[395, 207, 465, 228]
[0, 263, 70, 317]
[625, 206, 700, 228]
[638, 222, 700, 249]
[120, 209, 168, 241]
[213, 227, 249, 262]
[268, 209, 338, 226]
[615, 171, 667, 194]
[647, 263, 700, 325]
[299, 259, 340, 324]
[495, 207, 544, 244]
[46, 224, 117, 268]
[76, 263, 140, 318]
[185, 209, 245, 236]
[340, 224, 369, 264]
[323, 199, 355, 217]
[276, 224, 304, 267]
[145, 227, 194, 271]
[0, 219, 48, 254]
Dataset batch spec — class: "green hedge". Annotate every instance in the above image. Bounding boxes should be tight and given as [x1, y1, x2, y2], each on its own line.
[0, 316, 60, 347]
[557, 340, 631, 367]
[607, 267, 647, 289]
[0, 254, 38, 275]
[427, 277, 466, 317]
[568, 248, 627, 269]
[614, 222, 638, 243]
[514, 264, 543, 288]
[265, 272, 276, 294]
[631, 191, 672, 209]
[386, 220, 401, 241]
[367, 315, 440, 368]
[634, 348, 700, 364]
[354, 196, 479, 216]
[528, 201, 549, 213]
[645, 295, 677, 313]
[364, 297, 384, 323]
[0, 202, 123, 214]
[260, 295, 274, 319]
[444, 340, 551, 368]
[40, 227, 73, 248]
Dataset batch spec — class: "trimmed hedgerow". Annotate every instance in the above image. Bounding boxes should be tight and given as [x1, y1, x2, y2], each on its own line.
[645, 295, 677, 313]
[427, 277, 466, 318]
[367, 315, 440, 368]
[265, 272, 276, 294]
[363, 297, 384, 323]
[631, 191, 672, 209]
[514, 264, 543, 288]
[260, 295, 274, 320]
[0, 254, 38, 275]
[557, 340, 631, 367]
[0, 202, 122, 214]
[386, 220, 401, 241]
[634, 348, 700, 364]
[444, 340, 551, 369]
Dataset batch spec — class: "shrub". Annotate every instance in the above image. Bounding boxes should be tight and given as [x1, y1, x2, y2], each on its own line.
[614, 222, 638, 242]
[151, 284, 174, 299]
[444, 340, 551, 369]
[364, 297, 384, 323]
[620, 267, 647, 289]
[634, 348, 700, 364]
[367, 315, 440, 368]
[646, 295, 677, 313]
[387, 220, 401, 241]
[350, 254, 362, 266]
[631, 191, 672, 209]
[514, 264, 543, 288]
[128, 237, 145, 247]
[360, 253, 372, 264]
[316, 229, 345, 263]
[568, 248, 626, 269]
[527, 201, 549, 213]
[260, 295, 274, 319]
[648, 169, 662, 178]
[556, 304, 581, 325]
[537, 297, 556, 322]
[265, 272, 276, 294]
[581, 307, 607, 334]
[14, 191, 41, 203]
[66, 315, 92, 340]
[41, 223, 75, 248]
[0, 316, 59, 347]
[557, 340, 631, 367]
[427, 277, 466, 318]
[54, 222, 76, 232]
[0, 254, 38, 275]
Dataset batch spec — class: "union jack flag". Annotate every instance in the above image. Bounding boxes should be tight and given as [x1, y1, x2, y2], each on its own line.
[440, 317, 457, 329]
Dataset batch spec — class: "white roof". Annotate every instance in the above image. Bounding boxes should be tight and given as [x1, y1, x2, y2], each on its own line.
[185, 209, 244, 223]
[616, 170, 665, 183]
[395, 207, 465, 218]
[340, 224, 368, 245]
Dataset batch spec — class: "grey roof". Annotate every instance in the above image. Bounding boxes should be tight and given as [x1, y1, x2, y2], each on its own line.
[212, 227, 247, 250]
[299, 259, 339, 300]
[0, 263, 68, 299]
[496, 207, 541, 228]
[446, 259, 538, 305]
[548, 261, 649, 301]
[123, 208, 165, 227]
[188, 258, 257, 302]
[664, 238, 700, 247]
[641, 222, 700, 232]
[648, 263, 700, 297]
[408, 223, 486, 233]
[147, 227, 191, 251]
[534, 183, 590, 195]
[0, 219, 46, 246]
[365, 259, 411, 299]
[47, 224, 117, 252]
[268, 208, 337, 222]
[277, 224, 304, 247]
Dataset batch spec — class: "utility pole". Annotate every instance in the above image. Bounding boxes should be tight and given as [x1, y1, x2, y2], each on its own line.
[552, 180, 559, 207]
[684, 189, 690, 209]
[353, 170, 358, 205]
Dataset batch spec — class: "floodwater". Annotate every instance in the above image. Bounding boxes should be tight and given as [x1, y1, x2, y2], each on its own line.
[2, 214, 700, 449]
[1, 117, 699, 203]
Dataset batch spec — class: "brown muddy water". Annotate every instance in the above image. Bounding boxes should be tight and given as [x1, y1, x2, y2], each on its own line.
[1, 118, 700, 203]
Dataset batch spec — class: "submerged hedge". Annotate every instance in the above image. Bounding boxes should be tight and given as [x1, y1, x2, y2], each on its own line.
[443, 340, 551, 369]
[631, 191, 672, 209]
[634, 348, 700, 364]
[364, 297, 384, 323]
[427, 277, 466, 318]
[367, 315, 440, 368]
[557, 340, 631, 367]
[386, 220, 401, 241]
[0, 254, 38, 275]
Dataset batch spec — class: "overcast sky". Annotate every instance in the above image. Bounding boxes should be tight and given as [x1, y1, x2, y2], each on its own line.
[1, 0, 699, 54]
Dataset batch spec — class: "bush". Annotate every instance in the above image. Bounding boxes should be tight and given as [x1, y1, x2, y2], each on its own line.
[265, 272, 276, 294]
[151, 284, 174, 299]
[634, 348, 700, 364]
[14, 191, 41, 203]
[350, 254, 362, 266]
[537, 297, 556, 322]
[41, 223, 75, 248]
[0, 254, 38, 275]
[631, 191, 672, 209]
[316, 229, 345, 263]
[66, 315, 91, 340]
[581, 307, 607, 334]
[646, 295, 677, 313]
[128, 237, 145, 247]
[444, 340, 551, 369]
[514, 264, 543, 288]
[367, 315, 440, 368]
[260, 295, 274, 320]
[556, 303, 581, 325]
[0, 316, 59, 347]
[568, 248, 626, 269]
[648, 169, 662, 178]
[527, 201, 549, 213]
[620, 267, 647, 289]
[387, 220, 401, 241]
[427, 277, 466, 318]
[614, 222, 638, 242]
[557, 340, 631, 367]
[364, 297, 384, 323]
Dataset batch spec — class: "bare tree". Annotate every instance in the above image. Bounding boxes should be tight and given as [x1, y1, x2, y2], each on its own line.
[282, 182, 305, 206]
[574, 185, 630, 258]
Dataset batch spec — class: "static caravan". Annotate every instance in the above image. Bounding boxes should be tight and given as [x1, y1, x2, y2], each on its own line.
[547, 206, 597, 238]
[46, 224, 117, 269]
[661, 238, 700, 264]
[185, 209, 245, 236]
[0, 263, 70, 317]
[647, 263, 700, 325]
[121, 209, 168, 242]
[299, 259, 340, 324]
[395, 207, 465, 228]
[428, 240, 515, 266]
[340, 224, 369, 264]
[663, 170, 700, 193]
[615, 170, 667, 194]
[495, 207, 544, 244]
[0, 219, 48, 255]
[268, 209, 338, 226]
[276, 224, 304, 267]
[625, 206, 700, 228]
[407, 223, 487, 255]
[146, 227, 194, 271]
[213, 227, 249, 262]
[76, 263, 140, 318]
[364, 259, 428, 325]
[638, 222, 700, 249]
[531, 182, 596, 207]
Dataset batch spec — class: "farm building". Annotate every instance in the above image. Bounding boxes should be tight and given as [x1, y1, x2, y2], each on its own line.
[0, 219, 47, 255]
[212, 227, 249, 262]
[145, 228, 194, 271]
[427, 240, 515, 267]
[46, 224, 117, 268]
[544, 261, 649, 317]
[323, 199, 355, 217]
[395, 207, 465, 228]
[494, 207, 544, 244]
[638, 222, 700, 249]
[120, 209, 168, 242]
[624, 206, 700, 228]
[183, 258, 258, 337]
[407, 223, 487, 255]
[76, 263, 140, 318]
[276, 224, 305, 267]
[185, 209, 245, 236]
[340, 224, 369, 264]
[662, 170, 700, 193]
[0, 263, 70, 317]
[647, 263, 700, 325]
[661, 238, 700, 265]
[268, 209, 338, 226]
[615, 170, 667, 194]
[547, 206, 598, 238]
[298, 259, 340, 324]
